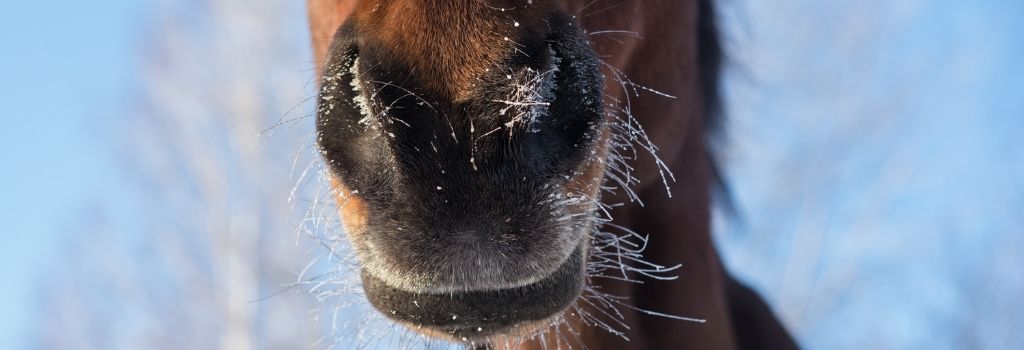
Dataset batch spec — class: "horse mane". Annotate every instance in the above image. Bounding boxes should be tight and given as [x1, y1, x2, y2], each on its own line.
[698, 0, 737, 216]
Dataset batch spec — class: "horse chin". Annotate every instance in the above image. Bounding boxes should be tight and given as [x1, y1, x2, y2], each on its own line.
[362, 239, 588, 343]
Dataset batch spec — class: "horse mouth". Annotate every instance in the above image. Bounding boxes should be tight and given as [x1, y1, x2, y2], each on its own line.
[362, 241, 587, 342]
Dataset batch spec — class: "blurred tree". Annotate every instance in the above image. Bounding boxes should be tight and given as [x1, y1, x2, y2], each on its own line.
[35, 0, 327, 348]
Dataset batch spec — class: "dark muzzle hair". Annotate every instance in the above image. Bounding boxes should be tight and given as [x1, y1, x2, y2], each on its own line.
[314, 10, 607, 341]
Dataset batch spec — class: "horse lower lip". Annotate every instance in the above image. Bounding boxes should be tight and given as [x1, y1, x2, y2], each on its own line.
[361, 242, 586, 341]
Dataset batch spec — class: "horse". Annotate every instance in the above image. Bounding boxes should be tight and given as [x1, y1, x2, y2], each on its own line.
[307, 0, 798, 348]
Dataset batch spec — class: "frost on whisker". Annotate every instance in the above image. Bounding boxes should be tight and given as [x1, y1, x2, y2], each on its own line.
[286, 132, 430, 349]
[501, 55, 704, 342]
[598, 59, 677, 199]
[493, 47, 560, 137]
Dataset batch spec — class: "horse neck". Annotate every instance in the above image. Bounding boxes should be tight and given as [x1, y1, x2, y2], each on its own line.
[569, 0, 736, 348]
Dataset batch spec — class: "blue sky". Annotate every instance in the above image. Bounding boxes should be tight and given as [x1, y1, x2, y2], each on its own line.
[0, 0, 143, 347]
[1, 0, 1022, 349]
[714, 1, 1024, 348]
